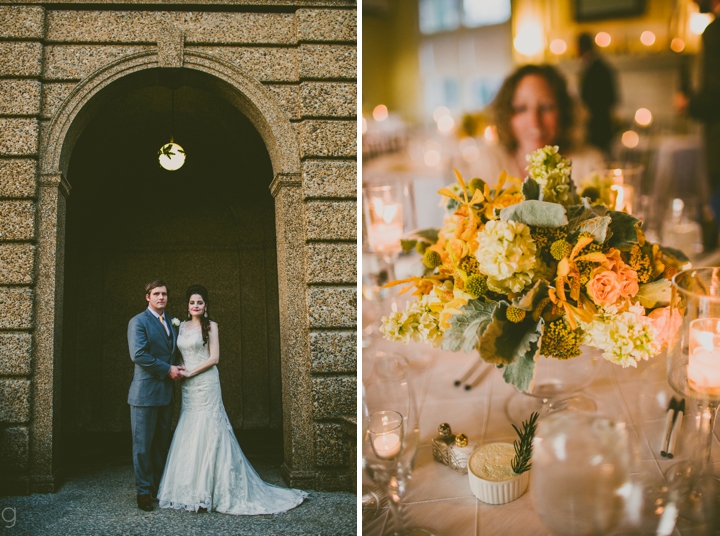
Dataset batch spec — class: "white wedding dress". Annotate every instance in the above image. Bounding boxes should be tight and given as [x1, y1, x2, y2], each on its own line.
[157, 322, 307, 515]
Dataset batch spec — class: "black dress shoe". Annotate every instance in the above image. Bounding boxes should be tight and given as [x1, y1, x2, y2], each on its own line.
[137, 494, 153, 511]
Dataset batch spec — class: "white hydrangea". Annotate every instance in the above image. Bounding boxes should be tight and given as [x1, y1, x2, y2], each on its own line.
[380, 296, 443, 347]
[580, 304, 660, 368]
[474, 220, 537, 294]
[526, 145, 573, 205]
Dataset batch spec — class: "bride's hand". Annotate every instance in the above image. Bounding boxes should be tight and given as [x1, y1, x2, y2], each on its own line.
[180, 368, 193, 378]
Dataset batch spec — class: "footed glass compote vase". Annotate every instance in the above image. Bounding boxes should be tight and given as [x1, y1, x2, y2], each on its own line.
[505, 346, 602, 423]
[665, 267, 720, 524]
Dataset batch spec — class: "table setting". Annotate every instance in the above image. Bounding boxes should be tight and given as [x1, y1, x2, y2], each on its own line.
[362, 146, 720, 535]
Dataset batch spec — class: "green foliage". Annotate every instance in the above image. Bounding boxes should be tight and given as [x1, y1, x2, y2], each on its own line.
[566, 198, 609, 234]
[522, 178, 540, 201]
[502, 340, 540, 393]
[576, 216, 612, 244]
[441, 299, 497, 354]
[635, 279, 672, 308]
[607, 211, 641, 251]
[511, 412, 540, 475]
[479, 301, 542, 367]
[499, 200, 569, 228]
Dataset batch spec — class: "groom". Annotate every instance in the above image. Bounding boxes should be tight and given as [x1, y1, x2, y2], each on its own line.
[127, 280, 183, 511]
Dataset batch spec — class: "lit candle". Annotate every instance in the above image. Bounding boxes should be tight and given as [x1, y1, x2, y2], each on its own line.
[368, 199, 403, 254]
[610, 169, 633, 213]
[688, 319, 720, 395]
[372, 432, 402, 459]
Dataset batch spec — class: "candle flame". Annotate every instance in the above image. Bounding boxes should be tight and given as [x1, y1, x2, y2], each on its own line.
[611, 184, 624, 211]
[382, 205, 398, 224]
[696, 331, 715, 353]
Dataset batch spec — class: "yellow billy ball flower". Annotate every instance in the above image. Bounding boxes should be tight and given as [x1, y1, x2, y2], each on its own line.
[550, 239, 572, 260]
[506, 306, 526, 323]
[465, 274, 488, 298]
[423, 250, 442, 269]
[416, 241, 428, 255]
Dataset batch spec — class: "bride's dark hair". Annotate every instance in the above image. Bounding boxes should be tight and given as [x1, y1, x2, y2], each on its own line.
[186, 285, 212, 346]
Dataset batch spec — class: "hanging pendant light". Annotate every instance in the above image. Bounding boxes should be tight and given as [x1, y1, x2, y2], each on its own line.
[158, 89, 186, 171]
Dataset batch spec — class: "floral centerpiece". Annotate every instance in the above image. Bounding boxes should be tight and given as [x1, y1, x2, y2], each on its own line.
[380, 146, 686, 392]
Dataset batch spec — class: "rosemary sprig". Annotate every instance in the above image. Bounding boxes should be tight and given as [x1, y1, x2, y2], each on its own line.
[511, 412, 539, 475]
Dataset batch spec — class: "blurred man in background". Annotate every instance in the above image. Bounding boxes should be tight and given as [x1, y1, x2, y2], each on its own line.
[676, 0, 720, 235]
[578, 32, 618, 155]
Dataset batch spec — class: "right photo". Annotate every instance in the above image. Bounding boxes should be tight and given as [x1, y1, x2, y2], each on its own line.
[361, 0, 720, 534]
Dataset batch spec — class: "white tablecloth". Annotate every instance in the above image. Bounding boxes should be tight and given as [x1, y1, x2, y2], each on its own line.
[362, 335, 720, 536]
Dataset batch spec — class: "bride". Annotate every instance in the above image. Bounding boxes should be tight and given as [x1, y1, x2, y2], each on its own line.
[157, 285, 307, 515]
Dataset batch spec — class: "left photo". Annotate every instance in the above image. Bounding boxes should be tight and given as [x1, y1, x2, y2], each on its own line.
[0, 2, 357, 534]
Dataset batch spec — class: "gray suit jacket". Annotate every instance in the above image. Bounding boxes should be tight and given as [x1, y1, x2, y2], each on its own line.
[127, 309, 179, 406]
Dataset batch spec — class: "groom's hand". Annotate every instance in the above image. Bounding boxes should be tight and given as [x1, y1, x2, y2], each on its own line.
[168, 365, 184, 380]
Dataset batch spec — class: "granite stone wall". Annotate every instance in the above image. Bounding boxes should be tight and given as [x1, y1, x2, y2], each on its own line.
[0, 1, 357, 494]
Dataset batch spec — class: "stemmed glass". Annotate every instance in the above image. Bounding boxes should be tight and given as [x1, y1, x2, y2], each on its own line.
[363, 351, 432, 536]
[505, 346, 601, 422]
[361, 181, 417, 347]
[666, 267, 720, 523]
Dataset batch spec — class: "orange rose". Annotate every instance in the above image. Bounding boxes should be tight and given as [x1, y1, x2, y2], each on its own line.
[587, 270, 622, 306]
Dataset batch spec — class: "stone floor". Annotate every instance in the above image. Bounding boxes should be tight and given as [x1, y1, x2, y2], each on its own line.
[0, 463, 357, 535]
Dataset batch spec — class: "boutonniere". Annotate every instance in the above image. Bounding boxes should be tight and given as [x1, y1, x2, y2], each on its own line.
[171, 318, 181, 327]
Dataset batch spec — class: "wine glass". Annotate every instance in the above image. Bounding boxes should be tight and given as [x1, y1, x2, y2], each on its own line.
[363, 351, 432, 536]
[505, 346, 601, 422]
[666, 267, 720, 523]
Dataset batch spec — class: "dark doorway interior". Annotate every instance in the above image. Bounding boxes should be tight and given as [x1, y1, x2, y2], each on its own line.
[61, 72, 282, 471]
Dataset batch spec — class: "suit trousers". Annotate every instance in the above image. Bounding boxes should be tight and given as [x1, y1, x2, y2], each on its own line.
[130, 403, 173, 495]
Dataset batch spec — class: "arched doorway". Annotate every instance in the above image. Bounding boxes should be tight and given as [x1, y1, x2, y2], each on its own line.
[35, 52, 314, 488]
[60, 69, 283, 465]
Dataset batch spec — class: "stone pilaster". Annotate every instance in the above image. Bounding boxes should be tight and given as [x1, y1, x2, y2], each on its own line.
[270, 172, 316, 488]
[28, 172, 69, 493]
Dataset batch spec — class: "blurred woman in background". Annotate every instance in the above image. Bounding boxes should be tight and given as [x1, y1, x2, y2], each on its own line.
[469, 64, 604, 185]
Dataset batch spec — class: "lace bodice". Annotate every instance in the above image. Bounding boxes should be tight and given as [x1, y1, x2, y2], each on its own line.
[178, 322, 210, 369]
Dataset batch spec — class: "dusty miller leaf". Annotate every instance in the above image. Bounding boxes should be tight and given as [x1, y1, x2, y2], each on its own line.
[502, 339, 540, 393]
[635, 279, 672, 309]
[479, 302, 543, 367]
[577, 216, 612, 244]
[566, 198, 608, 233]
[499, 200, 568, 228]
[441, 299, 496, 354]
[405, 228, 440, 244]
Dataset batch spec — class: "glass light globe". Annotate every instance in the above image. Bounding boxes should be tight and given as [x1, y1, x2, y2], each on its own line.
[158, 142, 186, 171]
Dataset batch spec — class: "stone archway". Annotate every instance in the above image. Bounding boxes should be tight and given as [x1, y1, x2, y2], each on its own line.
[33, 48, 314, 490]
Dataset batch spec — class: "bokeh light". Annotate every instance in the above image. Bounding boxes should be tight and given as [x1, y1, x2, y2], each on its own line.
[362, 117, 367, 134]
[514, 21, 544, 56]
[671, 38, 686, 52]
[437, 115, 454, 133]
[595, 32, 611, 47]
[549, 39, 567, 55]
[690, 13, 713, 35]
[433, 106, 450, 122]
[373, 104, 388, 122]
[634, 108, 653, 126]
[424, 149, 441, 167]
[640, 31, 656, 46]
[622, 130, 640, 148]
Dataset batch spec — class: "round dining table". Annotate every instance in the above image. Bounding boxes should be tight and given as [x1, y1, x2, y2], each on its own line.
[362, 332, 720, 536]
